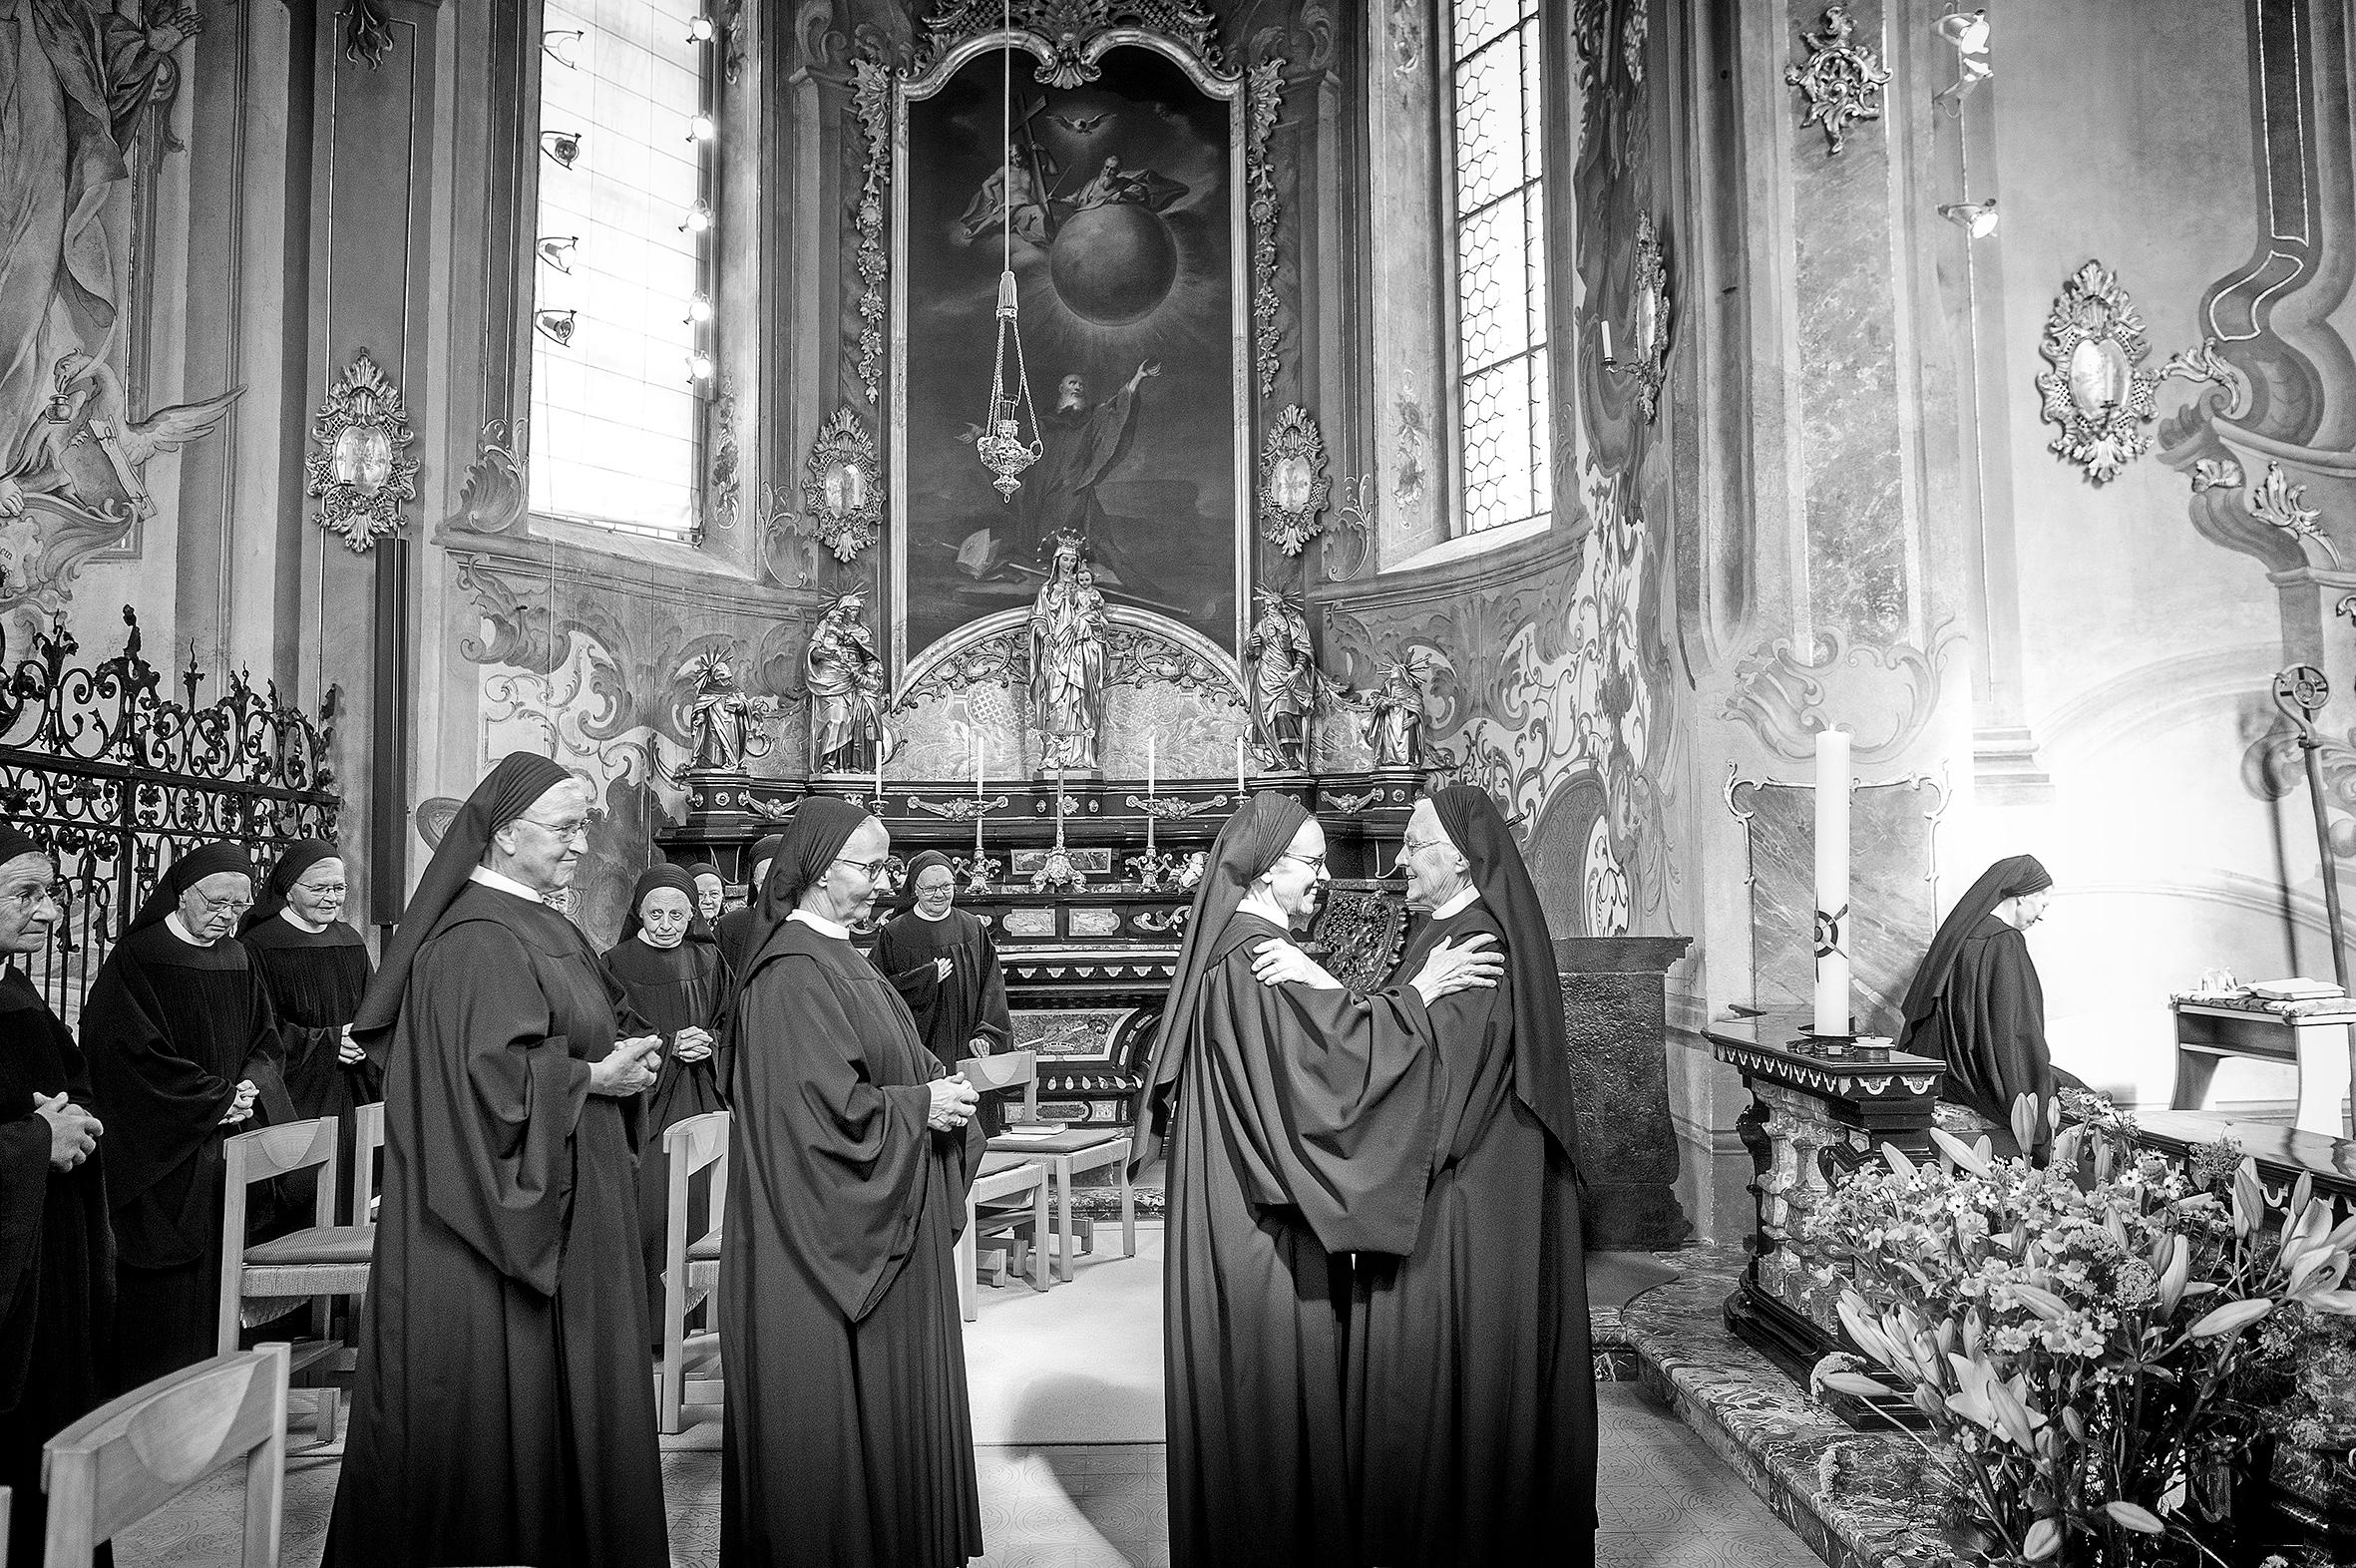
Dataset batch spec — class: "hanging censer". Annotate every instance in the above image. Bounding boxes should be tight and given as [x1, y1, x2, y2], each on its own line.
[974, 5, 1042, 500]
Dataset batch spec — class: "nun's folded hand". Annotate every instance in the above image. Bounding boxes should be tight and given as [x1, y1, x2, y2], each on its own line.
[928, 1074, 979, 1132]
[1250, 939, 1342, 991]
[673, 1026, 716, 1063]
[1410, 934, 1502, 1004]
[590, 1035, 664, 1096]
[339, 1024, 367, 1065]
[221, 1078, 260, 1125]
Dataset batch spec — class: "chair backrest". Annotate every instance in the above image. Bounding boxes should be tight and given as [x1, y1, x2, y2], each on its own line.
[662, 1110, 731, 1241]
[352, 1102, 386, 1223]
[42, 1343, 289, 1568]
[958, 1049, 1038, 1118]
[219, 1119, 337, 1357]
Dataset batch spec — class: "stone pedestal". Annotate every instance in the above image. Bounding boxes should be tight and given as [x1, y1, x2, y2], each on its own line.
[1706, 1013, 1944, 1378]
[1559, 937, 1695, 1249]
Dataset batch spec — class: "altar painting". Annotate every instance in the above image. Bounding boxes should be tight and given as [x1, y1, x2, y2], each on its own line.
[895, 40, 1245, 671]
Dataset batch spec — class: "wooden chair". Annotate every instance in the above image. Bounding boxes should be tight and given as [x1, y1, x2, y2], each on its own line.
[968, 1051, 1137, 1283]
[956, 1150, 1050, 1321]
[41, 1342, 289, 1568]
[351, 1101, 385, 1225]
[219, 1119, 372, 1445]
[655, 1110, 729, 1435]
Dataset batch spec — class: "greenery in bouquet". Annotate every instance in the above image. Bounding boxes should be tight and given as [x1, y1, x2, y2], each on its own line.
[1799, 1090, 2356, 1566]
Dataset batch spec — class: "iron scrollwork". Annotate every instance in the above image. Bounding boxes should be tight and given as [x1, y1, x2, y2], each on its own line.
[1312, 881, 1408, 997]
[305, 348, 420, 553]
[2035, 260, 2161, 486]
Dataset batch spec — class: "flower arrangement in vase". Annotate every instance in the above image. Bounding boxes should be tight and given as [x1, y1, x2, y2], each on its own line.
[1802, 1090, 2356, 1566]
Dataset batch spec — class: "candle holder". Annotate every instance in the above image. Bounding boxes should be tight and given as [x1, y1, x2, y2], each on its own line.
[1125, 849, 1183, 890]
[954, 853, 1000, 893]
[1790, 1029, 1856, 1061]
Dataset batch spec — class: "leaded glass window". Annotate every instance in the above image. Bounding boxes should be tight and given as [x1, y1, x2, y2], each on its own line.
[529, 0, 714, 539]
[1447, 0, 1551, 536]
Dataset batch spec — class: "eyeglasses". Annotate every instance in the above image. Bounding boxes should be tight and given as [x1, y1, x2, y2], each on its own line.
[192, 891, 253, 917]
[1277, 852, 1328, 874]
[830, 855, 894, 881]
[515, 816, 591, 843]
[295, 882, 348, 897]
[1400, 835, 1448, 856]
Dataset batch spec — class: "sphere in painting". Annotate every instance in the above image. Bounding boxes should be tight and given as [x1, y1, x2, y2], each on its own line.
[1049, 203, 1179, 326]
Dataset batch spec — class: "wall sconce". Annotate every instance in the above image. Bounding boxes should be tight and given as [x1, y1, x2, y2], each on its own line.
[1937, 198, 1999, 238]
[688, 115, 717, 143]
[680, 198, 713, 234]
[536, 235, 580, 273]
[687, 14, 714, 42]
[540, 131, 584, 169]
[687, 352, 716, 382]
[542, 29, 584, 68]
[1931, 10, 1992, 115]
[535, 309, 579, 346]
[685, 291, 715, 324]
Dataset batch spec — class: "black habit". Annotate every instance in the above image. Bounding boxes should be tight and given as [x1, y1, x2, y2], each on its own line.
[721, 798, 985, 1568]
[80, 914, 289, 1389]
[1140, 793, 1443, 1568]
[239, 915, 379, 1223]
[0, 965, 116, 1567]
[327, 753, 668, 1568]
[876, 899, 1012, 1133]
[603, 870, 731, 1345]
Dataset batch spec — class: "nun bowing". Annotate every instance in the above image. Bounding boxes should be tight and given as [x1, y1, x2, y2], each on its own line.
[79, 842, 291, 1389]
[721, 797, 985, 1568]
[239, 841, 381, 1223]
[602, 862, 731, 1344]
[327, 753, 669, 1568]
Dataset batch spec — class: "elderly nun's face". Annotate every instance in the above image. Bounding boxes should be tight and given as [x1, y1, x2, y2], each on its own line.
[178, 871, 253, 944]
[637, 887, 693, 949]
[286, 856, 348, 927]
[805, 818, 892, 927]
[1256, 818, 1331, 929]
[694, 873, 726, 922]
[0, 853, 61, 956]
[494, 779, 595, 893]
[1397, 799, 1472, 911]
[914, 863, 957, 919]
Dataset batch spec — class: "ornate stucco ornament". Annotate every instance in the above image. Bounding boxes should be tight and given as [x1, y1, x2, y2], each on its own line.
[801, 407, 884, 563]
[304, 349, 419, 553]
[1259, 405, 1332, 556]
[1785, 7, 1890, 155]
[2034, 260, 2161, 486]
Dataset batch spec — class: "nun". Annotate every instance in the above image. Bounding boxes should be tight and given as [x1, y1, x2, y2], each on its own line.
[875, 850, 1013, 1132]
[602, 862, 731, 1343]
[239, 841, 380, 1223]
[715, 832, 784, 976]
[720, 797, 985, 1567]
[326, 753, 670, 1568]
[0, 827, 114, 1564]
[79, 841, 290, 1389]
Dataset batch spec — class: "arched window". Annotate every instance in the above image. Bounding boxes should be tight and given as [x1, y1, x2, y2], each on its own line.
[529, 0, 715, 540]
[1445, 0, 1551, 537]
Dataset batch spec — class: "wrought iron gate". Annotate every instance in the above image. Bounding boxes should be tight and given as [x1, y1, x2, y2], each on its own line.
[0, 606, 341, 1018]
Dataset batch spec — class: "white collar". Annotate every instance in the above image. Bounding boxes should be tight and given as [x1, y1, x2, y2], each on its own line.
[1429, 886, 1480, 921]
[1235, 891, 1293, 930]
[912, 903, 955, 923]
[163, 912, 215, 948]
[789, 908, 850, 940]
[279, 906, 332, 935]
[469, 864, 547, 902]
[635, 930, 687, 952]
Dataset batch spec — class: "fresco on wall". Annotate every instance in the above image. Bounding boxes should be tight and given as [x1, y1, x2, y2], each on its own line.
[898, 43, 1241, 667]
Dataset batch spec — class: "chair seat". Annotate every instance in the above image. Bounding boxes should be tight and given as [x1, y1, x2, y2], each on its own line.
[244, 1225, 376, 1268]
[687, 1229, 723, 1261]
[988, 1128, 1125, 1157]
[977, 1150, 1040, 1178]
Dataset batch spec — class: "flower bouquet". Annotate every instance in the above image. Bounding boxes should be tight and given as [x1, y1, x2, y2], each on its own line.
[1801, 1091, 2356, 1566]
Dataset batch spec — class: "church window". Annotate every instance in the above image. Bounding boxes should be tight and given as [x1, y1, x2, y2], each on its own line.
[1445, 0, 1551, 537]
[528, 0, 715, 540]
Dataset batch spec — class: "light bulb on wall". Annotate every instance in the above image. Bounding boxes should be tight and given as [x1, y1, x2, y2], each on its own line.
[540, 131, 584, 169]
[687, 352, 716, 381]
[687, 15, 715, 42]
[1937, 198, 1999, 238]
[535, 309, 579, 346]
[685, 292, 715, 324]
[536, 234, 580, 273]
[680, 198, 713, 234]
[688, 115, 717, 143]
[542, 29, 584, 68]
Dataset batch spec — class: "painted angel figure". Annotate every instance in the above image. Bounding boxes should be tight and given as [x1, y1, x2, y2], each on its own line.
[1244, 588, 1316, 772]
[806, 590, 892, 773]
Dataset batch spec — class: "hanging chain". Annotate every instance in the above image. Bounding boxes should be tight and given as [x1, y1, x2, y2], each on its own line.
[974, 0, 1042, 501]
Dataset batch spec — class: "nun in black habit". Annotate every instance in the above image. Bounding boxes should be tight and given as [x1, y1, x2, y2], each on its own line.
[715, 832, 784, 977]
[1136, 792, 1501, 1568]
[602, 862, 730, 1344]
[326, 753, 670, 1568]
[720, 796, 985, 1568]
[239, 841, 381, 1223]
[79, 841, 291, 1389]
[876, 850, 1013, 1132]
[0, 827, 114, 1566]
[1897, 853, 2079, 1157]
[1343, 785, 1597, 1567]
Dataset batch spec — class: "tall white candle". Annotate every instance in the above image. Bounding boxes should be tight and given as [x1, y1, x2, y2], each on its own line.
[1235, 737, 1246, 796]
[875, 754, 884, 812]
[975, 735, 983, 798]
[1813, 728, 1852, 1037]
[1146, 734, 1156, 795]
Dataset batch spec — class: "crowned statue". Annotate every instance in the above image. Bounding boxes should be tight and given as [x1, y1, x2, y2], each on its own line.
[1028, 531, 1107, 773]
[1244, 588, 1317, 773]
[806, 589, 893, 773]
[1366, 655, 1428, 771]
[682, 648, 775, 777]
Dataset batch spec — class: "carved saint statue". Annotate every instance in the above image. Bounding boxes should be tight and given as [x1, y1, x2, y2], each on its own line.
[1366, 657, 1427, 770]
[805, 590, 891, 773]
[1244, 588, 1316, 773]
[684, 649, 772, 775]
[1027, 532, 1106, 773]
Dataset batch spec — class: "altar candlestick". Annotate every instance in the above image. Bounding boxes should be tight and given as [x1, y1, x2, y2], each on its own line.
[1146, 734, 1155, 794]
[1813, 728, 1852, 1038]
[1146, 735, 1157, 860]
[975, 737, 983, 799]
[1235, 738, 1246, 797]
[874, 755, 884, 814]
